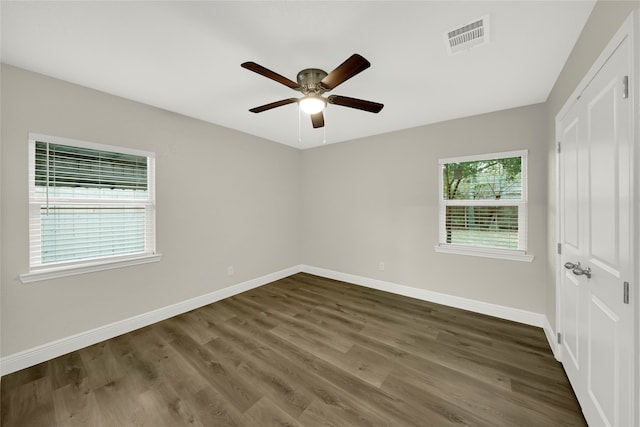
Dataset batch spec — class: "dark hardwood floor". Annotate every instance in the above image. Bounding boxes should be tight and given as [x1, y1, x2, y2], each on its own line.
[1, 273, 586, 426]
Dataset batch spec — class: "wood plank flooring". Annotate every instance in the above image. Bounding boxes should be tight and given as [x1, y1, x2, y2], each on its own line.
[1, 273, 586, 426]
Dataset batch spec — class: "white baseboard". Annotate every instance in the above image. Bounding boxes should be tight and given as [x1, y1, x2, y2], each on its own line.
[0, 265, 302, 376]
[2, 264, 551, 376]
[301, 265, 546, 328]
[543, 316, 559, 360]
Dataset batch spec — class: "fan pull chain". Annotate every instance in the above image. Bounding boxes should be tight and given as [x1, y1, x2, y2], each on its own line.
[322, 109, 327, 144]
[298, 105, 302, 144]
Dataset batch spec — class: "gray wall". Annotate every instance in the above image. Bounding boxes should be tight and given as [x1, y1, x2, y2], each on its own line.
[1, 65, 301, 356]
[301, 104, 548, 313]
[544, 0, 639, 329]
[3, 0, 639, 360]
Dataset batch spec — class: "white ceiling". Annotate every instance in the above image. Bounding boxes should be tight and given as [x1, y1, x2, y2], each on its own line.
[1, 1, 595, 149]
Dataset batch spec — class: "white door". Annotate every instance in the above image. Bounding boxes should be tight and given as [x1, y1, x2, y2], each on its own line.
[558, 33, 634, 427]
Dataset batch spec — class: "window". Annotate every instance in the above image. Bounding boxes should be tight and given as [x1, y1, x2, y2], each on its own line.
[435, 150, 533, 262]
[21, 134, 160, 283]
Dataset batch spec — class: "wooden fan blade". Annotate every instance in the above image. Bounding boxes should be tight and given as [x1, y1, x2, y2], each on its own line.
[249, 98, 298, 113]
[327, 95, 384, 113]
[241, 62, 300, 90]
[311, 112, 325, 128]
[320, 54, 371, 90]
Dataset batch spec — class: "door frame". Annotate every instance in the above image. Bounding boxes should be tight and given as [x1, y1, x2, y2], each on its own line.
[554, 10, 638, 425]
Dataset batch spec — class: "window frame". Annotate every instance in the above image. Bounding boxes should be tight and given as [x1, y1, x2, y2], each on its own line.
[434, 149, 534, 262]
[20, 133, 161, 283]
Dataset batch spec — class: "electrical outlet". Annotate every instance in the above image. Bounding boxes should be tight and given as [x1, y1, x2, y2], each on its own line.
[379, 262, 385, 271]
[227, 265, 234, 276]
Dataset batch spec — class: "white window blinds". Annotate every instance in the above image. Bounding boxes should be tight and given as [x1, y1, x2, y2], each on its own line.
[438, 150, 528, 253]
[28, 135, 156, 270]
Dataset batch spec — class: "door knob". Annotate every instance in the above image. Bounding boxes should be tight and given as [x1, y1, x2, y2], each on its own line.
[564, 261, 579, 269]
[572, 265, 592, 279]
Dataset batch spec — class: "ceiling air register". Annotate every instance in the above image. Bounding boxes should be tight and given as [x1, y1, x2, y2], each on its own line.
[445, 15, 490, 55]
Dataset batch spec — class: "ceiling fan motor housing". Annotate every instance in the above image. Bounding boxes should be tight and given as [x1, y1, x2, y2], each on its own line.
[297, 68, 328, 95]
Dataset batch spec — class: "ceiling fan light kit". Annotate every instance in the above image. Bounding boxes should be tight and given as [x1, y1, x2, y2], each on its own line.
[299, 96, 326, 114]
[242, 54, 383, 130]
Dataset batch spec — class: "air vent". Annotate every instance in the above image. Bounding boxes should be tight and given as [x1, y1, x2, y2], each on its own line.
[444, 15, 490, 55]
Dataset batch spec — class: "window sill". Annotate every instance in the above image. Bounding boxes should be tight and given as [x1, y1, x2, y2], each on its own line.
[434, 245, 534, 262]
[19, 253, 162, 284]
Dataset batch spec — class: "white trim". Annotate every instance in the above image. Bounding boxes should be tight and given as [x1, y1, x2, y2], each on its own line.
[438, 149, 528, 165]
[554, 113, 564, 363]
[2, 265, 302, 375]
[434, 244, 534, 262]
[438, 150, 530, 254]
[543, 316, 559, 361]
[634, 12, 640, 427]
[28, 132, 155, 158]
[3, 263, 551, 375]
[301, 265, 545, 327]
[19, 253, 162, 284]
[26, 136, 157, 274]
[444, 199, 524, 207]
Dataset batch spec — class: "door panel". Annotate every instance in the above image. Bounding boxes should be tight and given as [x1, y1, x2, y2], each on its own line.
[560, 98, 585, 389]
[588, 80, 619, 270]
[563, 119, 580, 249]
[558, 34, 634, 427]
[563, 273, 580, 368]
[588, 296, 618, 426]
[581, 38, 631, 426]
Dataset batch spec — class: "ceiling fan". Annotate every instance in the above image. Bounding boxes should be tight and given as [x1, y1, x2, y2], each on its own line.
[241, 54, 384, 129]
